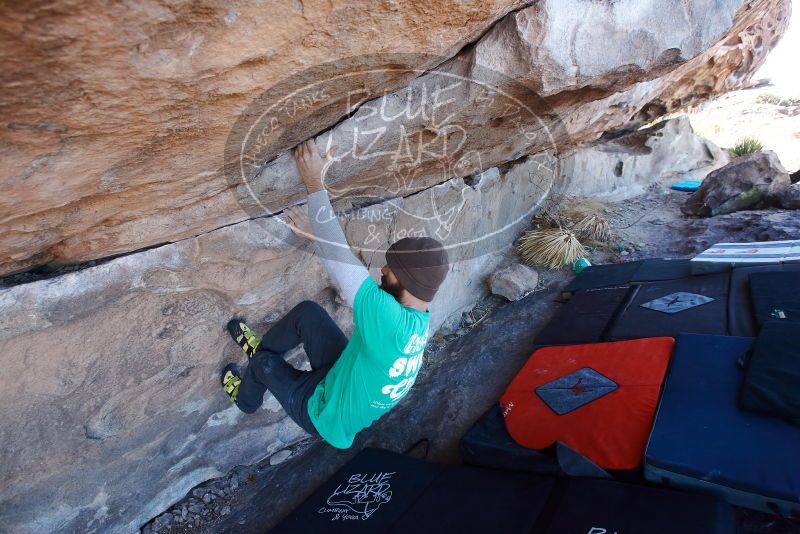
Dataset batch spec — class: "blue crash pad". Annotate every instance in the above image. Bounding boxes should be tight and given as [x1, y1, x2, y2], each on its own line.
[645, 333, 800, 516]
[671, 180, 702, 192]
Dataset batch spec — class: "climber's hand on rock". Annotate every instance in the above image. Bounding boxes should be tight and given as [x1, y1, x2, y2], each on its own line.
[293, 138, 336, 194]
[284, 205, 312, 240]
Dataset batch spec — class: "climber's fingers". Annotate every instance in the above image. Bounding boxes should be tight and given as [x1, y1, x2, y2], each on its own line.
[305, 138, 316, 154]
[325, 144, 338, 162]
[284, 205, 312, 239]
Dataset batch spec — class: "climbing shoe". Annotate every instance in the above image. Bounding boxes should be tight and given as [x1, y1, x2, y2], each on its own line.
[221, 364, 242, 404]
[227, 319, 260, 358]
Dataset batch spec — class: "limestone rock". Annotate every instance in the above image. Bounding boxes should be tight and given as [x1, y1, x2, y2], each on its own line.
[776, 182, 800, 209]
[0, 0, 527, 276]
[0, 1, 793, 530]
[489, 263, 540, 301]
[0, 0, 790, 275]
[269, 449, 292, 466]
[558, 116, 729, 201]
[681, 151, 790, 216]
[0, 155, 552, 533]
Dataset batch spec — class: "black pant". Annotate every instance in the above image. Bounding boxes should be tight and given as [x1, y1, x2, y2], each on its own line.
[236, 301, 349, 438]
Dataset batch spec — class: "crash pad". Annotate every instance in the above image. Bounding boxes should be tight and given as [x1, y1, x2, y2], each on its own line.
[740, 322, 800, 422]
[749, 271, 800, 327]
[690, 239, 800, 274]
[728, 264, 800, 337]
[500, 338, 674, 470]
[562, 261, 643, 294]
[539, 477, 735, 534]
[533, 286, 631, 346]
[670, 180, 702, 192]
[459, 403, 560, 475]
[630, 258, 693, 282]
[606, 272, 729, 340]
[645, 334, 800, 516]
[272, 447, 554, 533]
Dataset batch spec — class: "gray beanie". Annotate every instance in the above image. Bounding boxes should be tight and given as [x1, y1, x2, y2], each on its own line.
[385, 237, 449, 302]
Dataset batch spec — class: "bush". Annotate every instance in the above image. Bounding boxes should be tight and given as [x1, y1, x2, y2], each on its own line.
[732, 137, 764, 157]
[517, 228, 586, 269]
[756, 94, 800, 107]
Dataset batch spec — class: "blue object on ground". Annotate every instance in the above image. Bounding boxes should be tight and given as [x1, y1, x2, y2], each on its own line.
[671, 180, 702, 192]
[645, 333, 800, 517]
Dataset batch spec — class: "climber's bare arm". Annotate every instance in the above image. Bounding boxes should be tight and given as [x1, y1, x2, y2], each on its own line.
[288, 139, 369, 306]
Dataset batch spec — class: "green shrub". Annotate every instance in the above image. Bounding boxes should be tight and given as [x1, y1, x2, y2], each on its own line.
[756, 93, 800, 107]
[732, 137, 765, 157]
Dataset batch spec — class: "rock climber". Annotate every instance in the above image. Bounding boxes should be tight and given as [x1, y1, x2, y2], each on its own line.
[219, 138, 449, 449]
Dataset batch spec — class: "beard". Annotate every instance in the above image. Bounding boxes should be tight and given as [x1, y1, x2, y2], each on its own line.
[380, 274, 404, 301]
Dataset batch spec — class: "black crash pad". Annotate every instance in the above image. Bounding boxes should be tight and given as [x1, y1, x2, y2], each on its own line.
[607, 272, 729, 340]
[391, 463, 554, 533]
[749, 271, 800, 327]
[562, 258, 695, 296]
[537, 477, 735, 534]
[274, 447, 735, 533]
[273, 447, 553, 533]
[630, 258, 693, 282]
[562, 261, 643, 294]
[740, 321, 800, 422]
[728, 264, 800, 337]
[533, 286, 631, 346]
[459, 403, 560, 475]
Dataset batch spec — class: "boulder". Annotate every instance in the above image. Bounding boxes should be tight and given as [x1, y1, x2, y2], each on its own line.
[776, 182, 800, 209]
[558, 116, 729, 201]
[0, 0, 527, 277]
[0, 0, 790, 275]
[268, 449, 292, 466]
[681, 151, 791, 216]
[489, 263, 540, 301]
[0, 0, 793, 531]
[0, 155, 555, 533]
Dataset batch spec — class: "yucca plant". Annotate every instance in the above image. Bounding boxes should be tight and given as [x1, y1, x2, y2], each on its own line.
[517, 228, 586, 269]
[558, 200, 611, 243]
[572, 214, 611, 242]
[732, 137, 764, 157]
[529, 213, 559, 231]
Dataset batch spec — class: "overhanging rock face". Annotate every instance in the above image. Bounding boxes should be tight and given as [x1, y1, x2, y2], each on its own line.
[0, 0, 528, 276]
[0, 0, 792, 532]
[0, 0, 790, 275]
[0, 155, 556, 533]
[0, 114, 749, 533]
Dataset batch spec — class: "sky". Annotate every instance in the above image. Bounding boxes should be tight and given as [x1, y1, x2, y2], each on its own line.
[755, 0, 800, 94]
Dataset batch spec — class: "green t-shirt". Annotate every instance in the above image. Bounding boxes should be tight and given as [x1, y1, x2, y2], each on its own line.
[307, 276, 430, 449]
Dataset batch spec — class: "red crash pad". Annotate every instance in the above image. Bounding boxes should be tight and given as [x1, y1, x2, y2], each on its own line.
[500, 338, 674, 470]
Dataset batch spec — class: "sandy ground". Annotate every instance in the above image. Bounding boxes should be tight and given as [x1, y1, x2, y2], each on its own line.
[686, 85, 800, 172]
[585, 174, 800, 267]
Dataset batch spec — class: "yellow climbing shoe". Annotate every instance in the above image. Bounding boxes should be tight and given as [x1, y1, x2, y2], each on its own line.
[221, 364, 242, 403]
[227, 319, 260, 358]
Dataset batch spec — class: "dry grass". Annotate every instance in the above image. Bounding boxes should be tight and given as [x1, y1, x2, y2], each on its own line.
[572, 214, 611, 242]
[517, 228, 586, 269]
[756, 94, 800, 107]
[529, 214, 559, 231]
[556, 200, 612, 243]
[559, 200, 605, 222]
